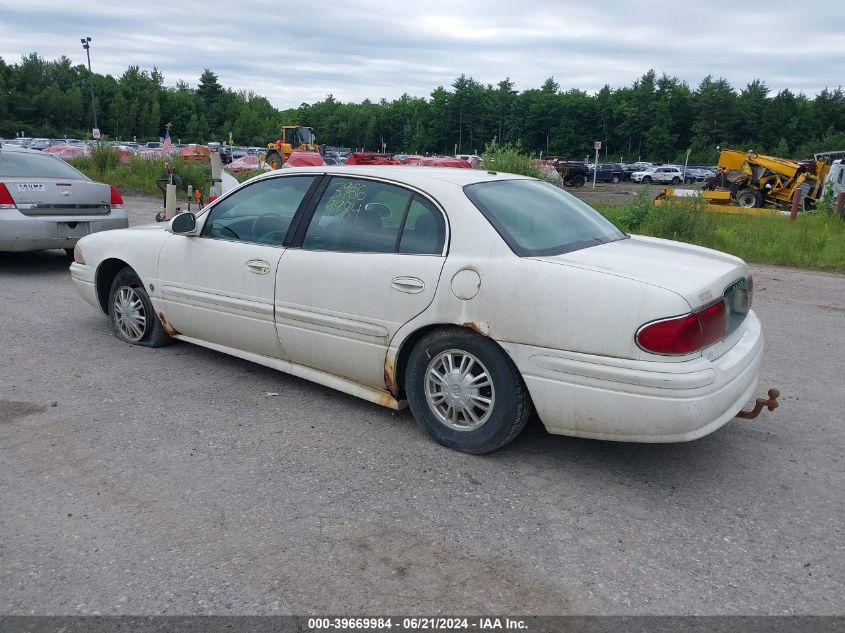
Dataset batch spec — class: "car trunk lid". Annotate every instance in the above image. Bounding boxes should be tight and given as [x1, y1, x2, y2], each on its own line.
[532, 235, 749, 310]
[5, 178, 112, 216]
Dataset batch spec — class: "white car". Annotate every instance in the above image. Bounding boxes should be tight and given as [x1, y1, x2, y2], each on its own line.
[632, 166, 685, 184]
[70, 167, 764, 453]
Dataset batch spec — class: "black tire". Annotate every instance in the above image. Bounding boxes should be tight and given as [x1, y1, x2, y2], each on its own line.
[405, 328, 534, 454]
[265, 151, 283, 170]
[570, 174, 586, 187]
[108, 267, 173, 348]
[685, 177, 695, 184]
[736, 187, 763, 208]
[642, 176, 652, 184]
[671, 177, 681, 185]
[611, 175, 621, 184]
[63, 248, 74, 259]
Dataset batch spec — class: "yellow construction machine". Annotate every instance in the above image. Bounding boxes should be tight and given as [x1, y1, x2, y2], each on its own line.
[656, 149, 831, 213]
[706, 149, 830, 210]
[263, 125, 318, 169]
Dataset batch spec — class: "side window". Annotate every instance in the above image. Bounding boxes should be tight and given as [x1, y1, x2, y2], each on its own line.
[399, 195, 445, 254]
[201, 176, 314, 245]
[302, 178, 412, 253]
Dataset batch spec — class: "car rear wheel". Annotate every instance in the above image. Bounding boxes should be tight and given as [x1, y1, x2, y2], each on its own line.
[406, 328, 533, 454]
[108, 267, 173, 347]
[611, 175, 621, 184]
[642, 176, 652, 184]
[570, 175, 586, 187]
[671, 177, 681, 184]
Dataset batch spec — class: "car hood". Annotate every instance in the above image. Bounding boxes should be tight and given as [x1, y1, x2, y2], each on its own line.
[128, 222, 168, 231]
[532, 235, 748, 310]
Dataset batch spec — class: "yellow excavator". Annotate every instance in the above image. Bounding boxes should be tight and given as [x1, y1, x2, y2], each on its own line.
[263, 125, 318, 169]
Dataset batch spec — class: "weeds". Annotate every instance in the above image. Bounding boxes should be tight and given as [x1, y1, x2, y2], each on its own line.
[70, 150, 213, 198]
[595, 196, 845, 271]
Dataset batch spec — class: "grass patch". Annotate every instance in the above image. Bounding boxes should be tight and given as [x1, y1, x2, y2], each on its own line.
[69, 147, 213, 198]
[594, 193, 845, 271]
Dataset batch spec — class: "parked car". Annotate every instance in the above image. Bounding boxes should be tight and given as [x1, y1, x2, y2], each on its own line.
[632, 166, 685, 184]
[0, 144, 128, 256]
[70, 167, 763, 453]
[28, 138, 55, 151]
[589, 163, 625, 184]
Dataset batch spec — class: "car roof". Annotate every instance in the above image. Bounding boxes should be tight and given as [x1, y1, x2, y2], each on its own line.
[0, 145, 43, 154]
[256, 165, 531, 188]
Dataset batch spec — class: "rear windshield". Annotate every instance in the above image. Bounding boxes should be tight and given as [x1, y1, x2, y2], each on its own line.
[464, 179, 627, 256]
[0, 151, 88, 179]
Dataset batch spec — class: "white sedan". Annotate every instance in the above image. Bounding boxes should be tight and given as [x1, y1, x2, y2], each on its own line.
[70, 167, 764, 453]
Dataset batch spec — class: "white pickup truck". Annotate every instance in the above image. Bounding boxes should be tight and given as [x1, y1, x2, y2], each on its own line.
[631, 166, 685, 184]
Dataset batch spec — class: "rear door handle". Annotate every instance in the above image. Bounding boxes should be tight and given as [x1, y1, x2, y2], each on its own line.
[391, 276, 425, 293]
[246, 259, 271, 275]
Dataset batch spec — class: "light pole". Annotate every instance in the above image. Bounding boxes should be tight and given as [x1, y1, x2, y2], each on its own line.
[80, 37, 98, 134]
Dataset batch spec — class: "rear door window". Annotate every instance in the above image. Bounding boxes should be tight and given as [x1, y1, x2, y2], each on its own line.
[302, 177, 445, 255]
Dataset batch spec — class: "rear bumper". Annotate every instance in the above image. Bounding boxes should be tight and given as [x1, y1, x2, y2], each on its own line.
[0, 211, 128, 252]
[502, 312, 764, 442]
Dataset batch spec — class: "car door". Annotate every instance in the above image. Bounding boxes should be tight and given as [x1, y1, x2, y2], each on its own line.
[157, 175, 318, 358]
[274, 176, 448, 388]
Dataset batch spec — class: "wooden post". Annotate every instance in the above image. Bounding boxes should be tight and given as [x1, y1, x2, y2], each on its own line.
[836, 191, 845, 219]
[790, 189, 801, 220]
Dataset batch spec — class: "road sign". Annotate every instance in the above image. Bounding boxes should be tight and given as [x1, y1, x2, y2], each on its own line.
[594, 141, 602, 150]
[92, 128, 101, 139]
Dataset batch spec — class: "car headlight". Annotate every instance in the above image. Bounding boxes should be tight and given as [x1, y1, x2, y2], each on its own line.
[73, 244, 85, 265]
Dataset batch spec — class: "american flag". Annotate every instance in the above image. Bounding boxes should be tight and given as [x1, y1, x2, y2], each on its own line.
[162, 128, 172, 155]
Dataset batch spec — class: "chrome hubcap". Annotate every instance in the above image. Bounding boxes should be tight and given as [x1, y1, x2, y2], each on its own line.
[424, 350, 495, 432]
[113, 286, 147, 342]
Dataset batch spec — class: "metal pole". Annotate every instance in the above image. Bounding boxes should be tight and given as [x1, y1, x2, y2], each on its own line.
[593, 146, 599, 189]
[81, 37, 97, 133]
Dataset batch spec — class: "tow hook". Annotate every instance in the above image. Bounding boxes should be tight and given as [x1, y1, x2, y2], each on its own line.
[736, 388, 780, 419]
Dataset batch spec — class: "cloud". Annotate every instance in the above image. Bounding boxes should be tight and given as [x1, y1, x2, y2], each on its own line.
[1, 0, 843, 108]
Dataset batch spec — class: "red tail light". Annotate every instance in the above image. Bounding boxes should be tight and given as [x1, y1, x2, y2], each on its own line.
[110, 185, 124, 208]
[0, 183, 16, 209]
[637, 299, 727, 355]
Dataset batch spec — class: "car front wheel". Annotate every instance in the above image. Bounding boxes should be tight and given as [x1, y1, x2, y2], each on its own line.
[108, 267, 173, 347]
[406, 329, 534, 454]
[642, 176, 652, 184]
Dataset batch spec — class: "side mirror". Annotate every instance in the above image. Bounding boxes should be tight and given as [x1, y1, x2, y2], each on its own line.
[168, 212, 197, 235]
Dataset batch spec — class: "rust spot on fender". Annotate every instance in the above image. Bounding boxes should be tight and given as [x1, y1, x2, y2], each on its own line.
[463, 321, 490, 337]
[383, 354, 398, 395]
[377, 391, 399, 409]
[158, 312, 180, 337]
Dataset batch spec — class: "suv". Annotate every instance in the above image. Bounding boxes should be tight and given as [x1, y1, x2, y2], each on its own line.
[589, 163, 625, 184]
[547, 157, 590, 187]
[632, 166, 684, 184]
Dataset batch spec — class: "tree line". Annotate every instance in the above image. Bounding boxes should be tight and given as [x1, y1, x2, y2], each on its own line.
[1, 52, 844, 164]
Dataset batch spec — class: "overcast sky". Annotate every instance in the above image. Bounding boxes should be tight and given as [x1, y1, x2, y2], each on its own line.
[1, 0, 843, 109]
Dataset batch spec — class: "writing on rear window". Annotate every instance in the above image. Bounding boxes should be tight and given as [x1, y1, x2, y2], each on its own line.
[16, 183, 45, 191]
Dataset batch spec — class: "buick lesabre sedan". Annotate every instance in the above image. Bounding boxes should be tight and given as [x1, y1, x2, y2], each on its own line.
[70, 167, 763, 453]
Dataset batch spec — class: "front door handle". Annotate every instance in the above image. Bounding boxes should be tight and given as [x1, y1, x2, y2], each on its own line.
[245, 259, 271, 275]
[391, 276, 425, 293]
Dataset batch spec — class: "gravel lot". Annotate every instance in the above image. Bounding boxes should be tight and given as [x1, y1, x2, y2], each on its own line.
[1, 195, 843, 615]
